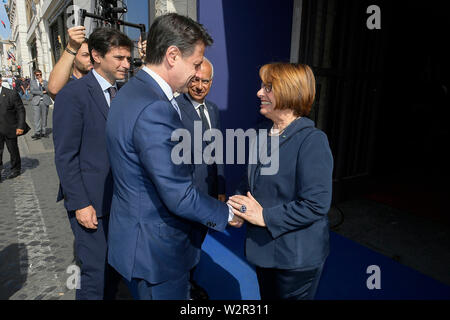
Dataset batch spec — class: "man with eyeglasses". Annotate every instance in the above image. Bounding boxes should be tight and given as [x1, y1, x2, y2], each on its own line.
[175, 57, 226, 299]
[30, 70, 52, 140]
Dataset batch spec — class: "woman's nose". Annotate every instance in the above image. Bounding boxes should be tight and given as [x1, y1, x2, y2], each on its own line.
[256, 87, 264, 98]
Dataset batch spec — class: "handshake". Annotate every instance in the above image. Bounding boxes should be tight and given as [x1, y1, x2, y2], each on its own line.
[224, 192, 266, 229]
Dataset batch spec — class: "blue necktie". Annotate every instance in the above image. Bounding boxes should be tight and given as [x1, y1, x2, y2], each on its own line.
[170, 97, 182, 120]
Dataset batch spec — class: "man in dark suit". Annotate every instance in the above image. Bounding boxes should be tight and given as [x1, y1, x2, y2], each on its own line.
[0, 74, 28, 181]
[53, 27, 133, 300]
[30, 70, 52, 140]
[176, 58, 225, 299]
[106, 13, 243, 300]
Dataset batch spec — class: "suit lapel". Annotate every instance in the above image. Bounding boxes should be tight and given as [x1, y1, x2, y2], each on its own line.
[249, 117, 315, 190]
[0, 90, 6, 104]
[180, 94, 201, 122]
[86, 72, 109, 120]
[205, 101, 216, 129]
[247, 131, 261, 193]
[134, 69, 169, 102]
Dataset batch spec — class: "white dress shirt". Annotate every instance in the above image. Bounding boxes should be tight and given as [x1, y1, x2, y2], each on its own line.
[92, 69, 118, 107]
[187, 95, 212, 129]
[141, 66, 182, 119]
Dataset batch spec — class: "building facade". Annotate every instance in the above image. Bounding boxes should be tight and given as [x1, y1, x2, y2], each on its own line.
[5, 0, 196, 79]
[6, 0, 32, 77]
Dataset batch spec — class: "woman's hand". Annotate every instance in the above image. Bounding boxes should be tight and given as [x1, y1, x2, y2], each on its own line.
[228, 192, 266, 227]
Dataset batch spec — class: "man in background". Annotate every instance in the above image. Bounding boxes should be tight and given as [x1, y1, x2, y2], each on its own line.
[0, 74, 28, 181]
[48, 26, 93, 99]
[30, 70, 52, 140]
[176, 58, 226, 299]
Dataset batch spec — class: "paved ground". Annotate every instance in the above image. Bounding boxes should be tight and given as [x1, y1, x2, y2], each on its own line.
[1, 100, 449, 300]
[0, 101, 76, 300]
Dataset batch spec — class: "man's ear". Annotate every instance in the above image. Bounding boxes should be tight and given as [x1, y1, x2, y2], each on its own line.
[166, 46, 180, 67]
[91, 49, 102, 64]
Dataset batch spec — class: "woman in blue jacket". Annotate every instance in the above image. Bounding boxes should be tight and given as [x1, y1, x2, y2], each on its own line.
[228, 63, 333, 300]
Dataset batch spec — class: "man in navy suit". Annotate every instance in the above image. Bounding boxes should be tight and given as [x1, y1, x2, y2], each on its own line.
[53, 27, 133, 300]
[106, 13, 243, 300]
[176, 58, 225, 299]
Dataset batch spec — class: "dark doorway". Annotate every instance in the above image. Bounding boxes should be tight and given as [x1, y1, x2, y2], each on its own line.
[296, 0, 450, 224]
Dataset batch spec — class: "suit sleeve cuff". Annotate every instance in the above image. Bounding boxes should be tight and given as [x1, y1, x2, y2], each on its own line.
[261, 206, 281, 239]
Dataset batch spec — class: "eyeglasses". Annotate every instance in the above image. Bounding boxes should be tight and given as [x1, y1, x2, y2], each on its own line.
[35, 74, 42, 77]
[261, 82, 272, 93]
[191, 77, 211, 85]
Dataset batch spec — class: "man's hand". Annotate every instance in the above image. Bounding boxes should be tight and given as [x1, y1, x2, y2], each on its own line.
[228, 215, 244, 228]
[138, 35, 147, 60]
[218, 194, 226, 202]
[75, 205, 98, 229]
[16, 129, 24, 136]
[67, 26, 87, 52]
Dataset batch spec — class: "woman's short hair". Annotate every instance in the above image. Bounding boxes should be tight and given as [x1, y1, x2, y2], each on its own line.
[259, 63, 316, 117]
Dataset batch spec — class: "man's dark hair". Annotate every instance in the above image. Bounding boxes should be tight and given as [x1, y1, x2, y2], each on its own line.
[34, 69, 42, 75]
[88, 27, 133, 64]
[145, 13, 213, 65]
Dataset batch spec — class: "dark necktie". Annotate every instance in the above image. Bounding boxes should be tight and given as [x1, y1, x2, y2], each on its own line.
[198, 104, 210, 130]
[107, 86, 117, 100]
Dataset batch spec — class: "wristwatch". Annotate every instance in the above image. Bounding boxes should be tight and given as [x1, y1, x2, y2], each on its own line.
[65, 47, 77, 56]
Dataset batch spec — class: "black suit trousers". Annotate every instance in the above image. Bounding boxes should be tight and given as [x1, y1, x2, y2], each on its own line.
[0, 134, 21, 172]
[255, 261, 325, 300]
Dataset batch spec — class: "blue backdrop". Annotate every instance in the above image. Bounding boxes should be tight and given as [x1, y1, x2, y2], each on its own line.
[198, 0, 294, 195]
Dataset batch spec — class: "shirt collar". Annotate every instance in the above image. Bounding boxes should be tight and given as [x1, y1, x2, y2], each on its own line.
[142, 66, 174, 101]
[186, 94, 206, 110]
[92, 69, 117, 92]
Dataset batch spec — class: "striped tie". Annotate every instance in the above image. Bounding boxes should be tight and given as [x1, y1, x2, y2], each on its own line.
[107, 86, 117, 100]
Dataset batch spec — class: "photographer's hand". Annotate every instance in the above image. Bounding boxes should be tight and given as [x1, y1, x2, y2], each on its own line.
[138, 35, 147, 60]
[68, 26, 87, 52]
